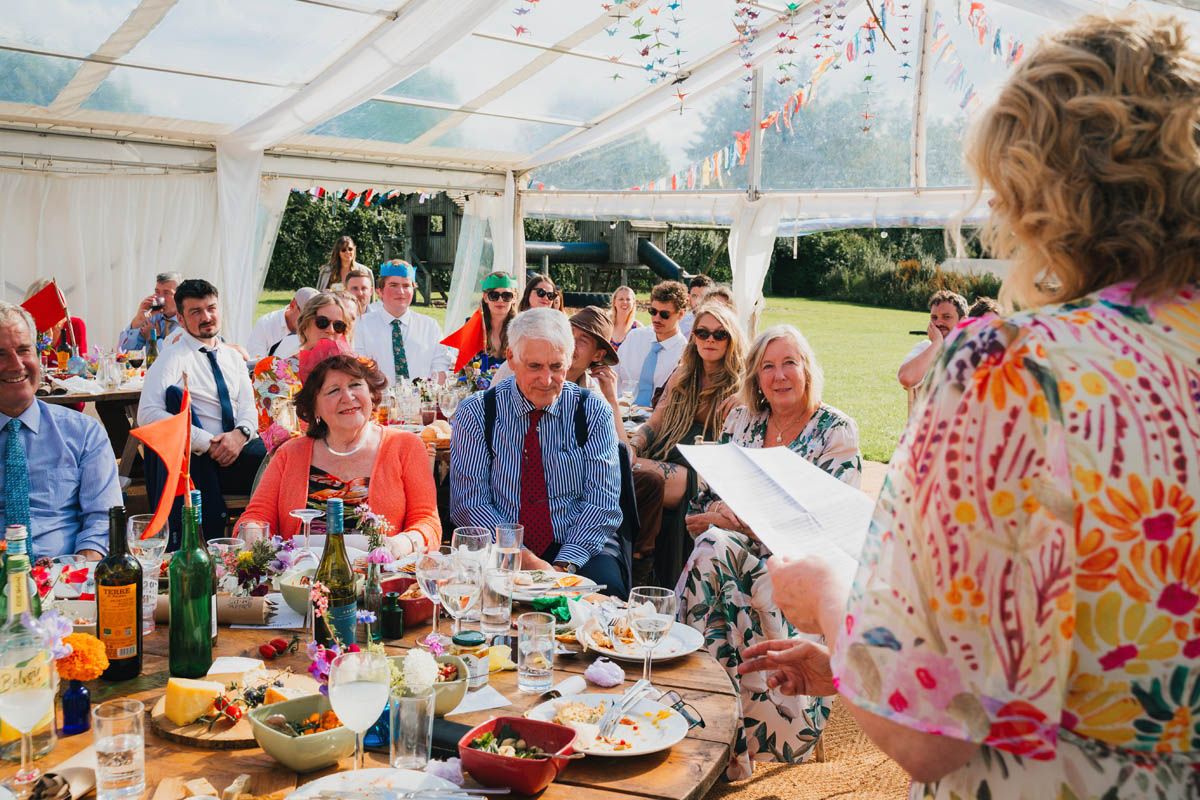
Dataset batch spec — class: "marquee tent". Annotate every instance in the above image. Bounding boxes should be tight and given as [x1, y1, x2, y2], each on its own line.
[2, 0, 1197, 345]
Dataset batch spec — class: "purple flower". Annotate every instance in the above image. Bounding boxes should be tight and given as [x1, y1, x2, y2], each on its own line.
[357, 610, 377, 625]
[367, 547, 393, 565]
[22, 609, 72, 660]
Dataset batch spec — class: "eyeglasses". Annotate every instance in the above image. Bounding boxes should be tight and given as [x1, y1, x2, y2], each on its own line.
[314, 316, 348, 334]
[533, 288, 559, 300]
[692, 327, 730, 342]
[648, 308, 675, 319]
[487, 290, 515, 302]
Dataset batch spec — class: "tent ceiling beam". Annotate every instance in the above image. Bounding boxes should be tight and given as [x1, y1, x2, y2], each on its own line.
[469, 32, 643, 69]
[910, 0, 936, 188]
[408, 8, 619, 146]
[369, 93, 591, 129]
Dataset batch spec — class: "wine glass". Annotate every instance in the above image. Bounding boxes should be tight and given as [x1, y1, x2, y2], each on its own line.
[438, 388, 461, 422]
[327, 650, 390, 771]
[289, 508, 323, 566]
[626, 586, 678, 687]
[415, 546, 455, 650]
[437, 555, 482, 637]
[0, 625, 58, 796]
[124, 349, 144, 370]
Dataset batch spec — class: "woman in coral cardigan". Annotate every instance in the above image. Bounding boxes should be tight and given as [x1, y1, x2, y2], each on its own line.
[242, 352, 440, 559]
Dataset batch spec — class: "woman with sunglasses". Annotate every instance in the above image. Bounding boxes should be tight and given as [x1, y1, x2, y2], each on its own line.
[518, 273, 563, 312]
[476, 271, 518, 373]
[251, 292, 356, 451]
[316, 235, 365, 291]
[676, 324, 860, 781]
[608, 285, 642, 350]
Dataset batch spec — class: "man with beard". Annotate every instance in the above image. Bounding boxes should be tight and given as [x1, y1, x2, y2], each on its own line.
[0, 302, 120, 559]
[138, 279, 264, 541]
[897, 290, 968, 412]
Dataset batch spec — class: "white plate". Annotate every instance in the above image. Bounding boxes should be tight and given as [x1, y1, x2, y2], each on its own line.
[526, 693, 688, 757]
[283, 768, 456, 800]
[576, 618, 704, 662]
[511, 571, 598, 603]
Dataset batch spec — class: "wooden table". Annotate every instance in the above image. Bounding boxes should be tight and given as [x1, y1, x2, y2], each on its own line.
[41, 388, 142, 479]
[3, 619, 737, 800]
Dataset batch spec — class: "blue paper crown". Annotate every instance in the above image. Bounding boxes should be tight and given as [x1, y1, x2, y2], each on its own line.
[379, 260, 417, 279]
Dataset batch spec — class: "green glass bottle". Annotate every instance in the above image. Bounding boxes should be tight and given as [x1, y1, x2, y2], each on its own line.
[0, 550, 56, 761]
[0, 525, 40, 622]
[169, 505, 213, 678]
[95, 507, 143, 681]
[193, 490, 218, 647]
[313, 498, 356, 648]
[146, 329, 159, 367]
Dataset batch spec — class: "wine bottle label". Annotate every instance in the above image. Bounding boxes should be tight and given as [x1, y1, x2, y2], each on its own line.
[211, 595, 218, 639]
[0, 653, 50, 693]
[325, 601, 357, 648]
[97, 583, 139, 659]
[6, 573, 29, 617]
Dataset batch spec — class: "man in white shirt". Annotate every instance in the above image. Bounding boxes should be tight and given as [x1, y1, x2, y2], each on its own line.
[678, 274, 714, 339]
[355, 261, 451, 384]
[897, 290, 968, 413]
[344, 267, 375, 316]
[245, 287, 317, 359]
[617, 280, 689, 405]
[138, 279, 265, 541]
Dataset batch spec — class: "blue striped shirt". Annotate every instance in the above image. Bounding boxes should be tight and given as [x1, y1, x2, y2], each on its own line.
[449, 377, 621, 567]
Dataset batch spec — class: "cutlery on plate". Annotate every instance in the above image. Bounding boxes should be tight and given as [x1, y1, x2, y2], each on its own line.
[597, 678, 650, 738]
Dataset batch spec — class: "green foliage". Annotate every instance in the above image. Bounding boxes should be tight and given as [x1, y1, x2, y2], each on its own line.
[266, 192, 406, 290]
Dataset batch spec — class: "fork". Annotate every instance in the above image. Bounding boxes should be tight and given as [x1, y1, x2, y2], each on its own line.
[597, 678, 650, 738]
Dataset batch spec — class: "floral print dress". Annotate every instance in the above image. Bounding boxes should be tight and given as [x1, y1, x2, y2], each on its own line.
[251, 355, 302, 452]
[831, 282, 1200, 799]
[678, 403, 862, 780]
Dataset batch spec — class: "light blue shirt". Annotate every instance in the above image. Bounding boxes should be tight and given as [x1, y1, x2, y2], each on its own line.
[0, 400, 121, 559]
[118, 312, 178, 352]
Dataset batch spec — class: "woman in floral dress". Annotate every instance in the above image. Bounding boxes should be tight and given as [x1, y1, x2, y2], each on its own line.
[743, 12, 1200, 799]
[677, 323, 861, 780]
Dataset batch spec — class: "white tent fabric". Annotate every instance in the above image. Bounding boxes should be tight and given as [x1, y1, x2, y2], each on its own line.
[0, 169, 218, 349]
[729, 195, 785, 335]
[443, 194, 500, 340]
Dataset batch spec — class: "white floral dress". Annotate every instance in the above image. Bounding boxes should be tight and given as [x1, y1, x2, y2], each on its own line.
[677, 403, 862, 780]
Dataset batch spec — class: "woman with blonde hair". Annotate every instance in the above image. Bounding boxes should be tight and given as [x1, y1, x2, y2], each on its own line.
[743, 11, 1200, 798]
[608, 285, 641, 349]
[677, 324, 860, 780]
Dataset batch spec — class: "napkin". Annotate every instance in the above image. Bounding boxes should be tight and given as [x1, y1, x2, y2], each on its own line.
[530, 596, 571, 622]
[448, 685, 510, 716]
[155, 595, 270, 624]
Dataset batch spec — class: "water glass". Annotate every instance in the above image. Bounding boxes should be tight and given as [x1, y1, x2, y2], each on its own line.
[493, 523, 523, 573]
[389, 687, 435, 770]
[236, 520, 269, 548]
[93, 699, 144, 800]
[481, 566, 515, 636]
[127, 515, 168, 635]
[420, 403, 437, 426]
[517, 612, 555, 693]
[627, 586, 678, 687]
[451, 527, 490, 626]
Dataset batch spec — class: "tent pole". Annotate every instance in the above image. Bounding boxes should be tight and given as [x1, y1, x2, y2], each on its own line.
[747, 66, 765, 202]
[910, 0, 937, 188]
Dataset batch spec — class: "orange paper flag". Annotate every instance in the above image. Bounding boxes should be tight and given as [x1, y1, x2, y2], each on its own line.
[21, 282, 68, 333]
[130, 387, 194, 538]
[440, 309, 487, 373]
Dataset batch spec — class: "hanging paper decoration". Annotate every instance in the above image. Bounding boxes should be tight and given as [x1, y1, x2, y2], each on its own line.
[733, 0, 760, 108]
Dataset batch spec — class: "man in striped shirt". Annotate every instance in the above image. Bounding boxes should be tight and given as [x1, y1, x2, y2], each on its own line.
[450, 308, 627, 597]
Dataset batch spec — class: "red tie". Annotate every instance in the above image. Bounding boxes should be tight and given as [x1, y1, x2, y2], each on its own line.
[519, 409, 554, 557]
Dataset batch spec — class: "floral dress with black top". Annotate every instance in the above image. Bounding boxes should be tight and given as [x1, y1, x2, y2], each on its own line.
[677, 403, 862, 780]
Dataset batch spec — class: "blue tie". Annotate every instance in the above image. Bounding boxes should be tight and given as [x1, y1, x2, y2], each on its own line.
[634, 341, 664, 406]
[203, 348, 235, 432]
[5, 419, 30, 531]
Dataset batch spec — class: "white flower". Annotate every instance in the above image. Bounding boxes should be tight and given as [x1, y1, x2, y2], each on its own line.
[403, 648, 439, 693]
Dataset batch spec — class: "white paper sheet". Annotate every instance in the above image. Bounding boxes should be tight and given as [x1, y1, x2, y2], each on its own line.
[230, 593, 306, 630]
[677, 443, 875, 582]
[448, 685, 511, 716]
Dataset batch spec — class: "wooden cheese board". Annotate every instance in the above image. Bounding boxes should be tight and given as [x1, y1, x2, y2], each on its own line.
[149, 670, 320, 750]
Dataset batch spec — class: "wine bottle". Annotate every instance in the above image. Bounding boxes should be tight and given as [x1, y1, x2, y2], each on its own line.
[146, 329, 159, 367]
[194, 490, 218, 646]
[168, 505, 213, 678]
[95, 507, 143, 681]
[313, 498, 356, 648]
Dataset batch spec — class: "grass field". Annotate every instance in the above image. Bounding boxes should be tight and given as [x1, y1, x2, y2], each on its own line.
[257, 291, 925, 462]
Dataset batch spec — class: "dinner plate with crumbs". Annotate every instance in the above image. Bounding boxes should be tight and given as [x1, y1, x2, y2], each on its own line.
[575, 616, 704, 662]
[511, 570, 597, 602]
[526, 693, 688, 757]
[283, 768, 456, 800]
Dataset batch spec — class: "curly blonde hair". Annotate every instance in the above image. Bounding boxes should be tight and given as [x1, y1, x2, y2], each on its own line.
[645, 302, 746, 461]
[964, 11, 1200, 307]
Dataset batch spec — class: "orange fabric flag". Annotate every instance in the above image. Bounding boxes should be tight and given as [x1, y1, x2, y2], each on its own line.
[130, 387, 194, 539]
[440, 309, 487, 373]
[21, 282, 68, 332]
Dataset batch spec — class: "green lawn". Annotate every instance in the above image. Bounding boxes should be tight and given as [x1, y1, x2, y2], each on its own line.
[257, 291, 924, 462]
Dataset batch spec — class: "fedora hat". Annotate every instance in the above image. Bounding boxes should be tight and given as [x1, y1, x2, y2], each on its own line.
[569, 306, 619, 367]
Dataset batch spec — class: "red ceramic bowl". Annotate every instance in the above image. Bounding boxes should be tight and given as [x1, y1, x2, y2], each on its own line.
[458, 716, 577, 795]
[380, 574, 433, 626]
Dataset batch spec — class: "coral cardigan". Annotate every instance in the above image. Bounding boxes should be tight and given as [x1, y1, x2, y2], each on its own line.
[241, 427, 441, 551]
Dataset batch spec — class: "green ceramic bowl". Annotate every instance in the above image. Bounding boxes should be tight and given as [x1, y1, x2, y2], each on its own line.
[278, 567, 316, 617]
[246, 694, 355, 773]
[389, 654, 468, 716]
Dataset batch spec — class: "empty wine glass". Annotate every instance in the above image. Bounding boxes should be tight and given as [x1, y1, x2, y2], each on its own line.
[438, 388, 461, 422]
[627, 586, 678, 687]
[328, 650, 389, 771]
[437, 555, 482, 637]
[289, 508, 323, 566]
[415, 546, 455, 650]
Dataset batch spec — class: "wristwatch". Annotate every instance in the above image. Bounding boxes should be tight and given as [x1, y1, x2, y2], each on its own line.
[553, 561, 578, 574]
[235, 424, 254, 441]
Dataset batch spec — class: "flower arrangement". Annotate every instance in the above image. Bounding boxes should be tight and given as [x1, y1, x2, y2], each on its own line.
[455, 355, 499, 393]
[389, 647, 439, 697]
[215, 536, 297, 597]
[354, 504, 395, 568]
[35, 331, 53, 356]
[22, 609, 73, 660]
[56, 633, 109, 681]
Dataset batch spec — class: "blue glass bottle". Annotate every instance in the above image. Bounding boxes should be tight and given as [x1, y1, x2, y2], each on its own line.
[60, 680, 91, 736]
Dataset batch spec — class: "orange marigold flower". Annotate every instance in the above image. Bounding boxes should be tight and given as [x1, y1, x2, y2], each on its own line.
[56, 633, 109, 682]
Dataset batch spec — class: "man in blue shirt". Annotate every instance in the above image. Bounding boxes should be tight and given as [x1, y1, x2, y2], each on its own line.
[118, 271, 181, 352]
[450, 308, 627, 597]
[0, 302, 121, 560]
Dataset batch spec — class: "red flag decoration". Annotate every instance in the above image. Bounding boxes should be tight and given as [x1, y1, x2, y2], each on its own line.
[21, 282, 68, 332]
[130, 387, 194, 539]
[440, 309, 487, 373]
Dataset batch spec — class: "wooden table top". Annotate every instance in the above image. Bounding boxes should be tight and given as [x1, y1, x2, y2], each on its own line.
[39, 388, 142, 405]
[3, 619, 737, 800]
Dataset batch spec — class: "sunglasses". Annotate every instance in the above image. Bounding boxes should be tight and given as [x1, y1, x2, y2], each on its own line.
[533, 288, 559, 300]
[487, 290, 515, 302]
[339, 247, 354, 252]
[693, 327, 730, 342]
[314, 316, 348, 334]
[648, 308, 675, 319]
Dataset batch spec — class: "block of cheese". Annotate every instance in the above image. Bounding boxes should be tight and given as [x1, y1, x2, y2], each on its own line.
[206, 657, 268, 686]
[263, 685, 311, 705]
[164, 677, 225, 727]
[183, 778, 218, 797]
[221, 775, 250, 800]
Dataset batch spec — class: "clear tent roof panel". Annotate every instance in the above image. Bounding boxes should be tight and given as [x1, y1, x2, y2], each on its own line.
[0, 0, 139, 55]
[474, 52, 646, 124]
[382, 35, 543, 107]
[308, 100, 454, 145]
[81, 65, 293, 126]
[576, 0, 750, 75]
[431, 114, 576, 153]
[0, 51, 80, 106]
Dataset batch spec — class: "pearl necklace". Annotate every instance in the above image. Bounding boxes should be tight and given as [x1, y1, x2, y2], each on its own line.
[324, 426, 373, 457]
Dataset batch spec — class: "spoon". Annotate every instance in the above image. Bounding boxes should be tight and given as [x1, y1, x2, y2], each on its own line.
[264, 713, 298, 737]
